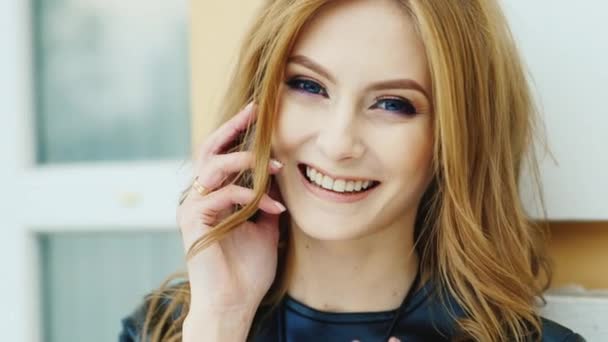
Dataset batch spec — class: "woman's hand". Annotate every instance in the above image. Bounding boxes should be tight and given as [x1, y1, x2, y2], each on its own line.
[178, 102, 285, 321]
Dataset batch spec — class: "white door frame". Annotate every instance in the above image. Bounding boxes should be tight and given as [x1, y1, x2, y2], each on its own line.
[0, 1, 191, 340]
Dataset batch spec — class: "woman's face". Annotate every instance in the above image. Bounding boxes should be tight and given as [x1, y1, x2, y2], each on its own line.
[272, 0, 434, 241]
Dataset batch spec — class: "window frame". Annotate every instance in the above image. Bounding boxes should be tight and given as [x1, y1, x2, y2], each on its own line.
[0, 1, 191, 340]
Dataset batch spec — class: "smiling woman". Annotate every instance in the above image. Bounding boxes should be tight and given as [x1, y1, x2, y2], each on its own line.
[272, 1, 434, 247]
[118, 0, 586, 341]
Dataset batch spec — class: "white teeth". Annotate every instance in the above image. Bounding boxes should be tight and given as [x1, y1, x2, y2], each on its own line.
[345, 181, 355, 191]
[321, 175, 333, 190]
[314, 172, 323, 186]
[304, 165, 375, 193]
[332, 179, 346, 192]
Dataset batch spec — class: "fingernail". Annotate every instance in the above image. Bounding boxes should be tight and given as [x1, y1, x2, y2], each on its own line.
[241, 102, 253, 113]
[270, 159, 284, 170]
[274, 201, 286, 212]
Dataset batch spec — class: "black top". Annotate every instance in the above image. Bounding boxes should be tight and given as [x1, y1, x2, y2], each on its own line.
[119, 278, 585, 342]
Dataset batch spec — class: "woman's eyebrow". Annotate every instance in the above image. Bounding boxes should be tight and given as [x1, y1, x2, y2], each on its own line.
[288, 54, 336, 83]
[287, 54, 430, 100]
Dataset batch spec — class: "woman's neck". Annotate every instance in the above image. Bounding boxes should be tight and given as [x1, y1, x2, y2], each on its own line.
[285, 218, 420, 313]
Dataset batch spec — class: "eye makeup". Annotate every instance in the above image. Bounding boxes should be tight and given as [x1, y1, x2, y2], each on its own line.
[284, 76, 422, 117]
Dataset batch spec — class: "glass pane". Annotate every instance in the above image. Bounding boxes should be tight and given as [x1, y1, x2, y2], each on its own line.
[33, 0, 191, 164]
[39, 231, 184, 342]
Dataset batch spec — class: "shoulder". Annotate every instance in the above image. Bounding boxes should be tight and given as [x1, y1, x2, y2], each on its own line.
[119, 299, 149, 342]
[118, 282, 188, 341]
[119, 309, 143, 342]
[540, 317, 586, 342]
[414, 280, 585, 341]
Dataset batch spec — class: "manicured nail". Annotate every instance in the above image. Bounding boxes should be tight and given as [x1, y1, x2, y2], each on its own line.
[270, 159, 284, 170]
[274, 201, 286, 212]
[244, 101, 254, 111]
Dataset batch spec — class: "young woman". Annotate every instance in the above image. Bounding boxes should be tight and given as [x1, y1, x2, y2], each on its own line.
[119, 0, 585, 341]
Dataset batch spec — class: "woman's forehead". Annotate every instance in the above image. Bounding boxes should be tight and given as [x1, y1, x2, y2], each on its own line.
[289, 0, 430, 93]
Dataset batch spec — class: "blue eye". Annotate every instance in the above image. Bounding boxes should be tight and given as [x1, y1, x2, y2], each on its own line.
[374, 98, 418, 116]
[286, 78, 328, 97]
[285, 78, 418, 117]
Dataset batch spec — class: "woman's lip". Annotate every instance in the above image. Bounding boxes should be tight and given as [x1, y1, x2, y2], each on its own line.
[298, 162, 380, 183]
[298, 165, 379, 203]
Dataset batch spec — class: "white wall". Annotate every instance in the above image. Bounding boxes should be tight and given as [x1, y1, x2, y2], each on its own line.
[504, 0, 608, 220]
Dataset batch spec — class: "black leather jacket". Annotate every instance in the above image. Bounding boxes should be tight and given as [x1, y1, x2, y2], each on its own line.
[119, 278, 585, 341]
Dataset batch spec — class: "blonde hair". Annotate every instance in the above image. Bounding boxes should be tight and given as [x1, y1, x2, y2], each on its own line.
[140, 1, 552, 341]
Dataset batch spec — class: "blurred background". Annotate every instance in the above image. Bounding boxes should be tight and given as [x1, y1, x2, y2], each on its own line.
[2, 0, 190, 341]
[1, 0, 607, 341]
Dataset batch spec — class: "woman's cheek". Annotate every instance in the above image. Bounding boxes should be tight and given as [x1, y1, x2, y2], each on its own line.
[373, 122, 433, 179]
[275, 99, 319, 150]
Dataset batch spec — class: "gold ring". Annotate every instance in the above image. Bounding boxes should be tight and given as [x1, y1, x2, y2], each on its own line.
[177, 176, 212, 206]
[192, 177, 211, 196]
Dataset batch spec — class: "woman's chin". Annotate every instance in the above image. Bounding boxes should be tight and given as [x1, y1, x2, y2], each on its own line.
[290, 215, 371, 241]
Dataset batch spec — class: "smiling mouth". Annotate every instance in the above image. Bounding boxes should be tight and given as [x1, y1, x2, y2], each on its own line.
[297, 163, 381, 194]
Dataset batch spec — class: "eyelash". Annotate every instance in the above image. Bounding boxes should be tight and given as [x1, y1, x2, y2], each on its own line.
[285, 77, 419, 116]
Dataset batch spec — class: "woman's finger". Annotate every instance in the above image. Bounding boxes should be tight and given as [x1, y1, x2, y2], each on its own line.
[195, 184, 285, 227]
[199, 102, 257, 159]
[194, 151, 283, 193]
[178, 184, 285, 253]
[254, 180, 284, 229]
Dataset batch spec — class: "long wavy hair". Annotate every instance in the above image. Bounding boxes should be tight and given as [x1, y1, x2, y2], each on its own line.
[139, 0, 553, 341]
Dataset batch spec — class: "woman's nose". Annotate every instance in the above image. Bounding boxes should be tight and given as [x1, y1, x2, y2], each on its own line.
[315, 105, 365, 161]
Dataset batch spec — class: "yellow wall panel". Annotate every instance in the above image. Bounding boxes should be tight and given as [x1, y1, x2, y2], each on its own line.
[548, 221, 608, 289]
[189, 0, 265, 155]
